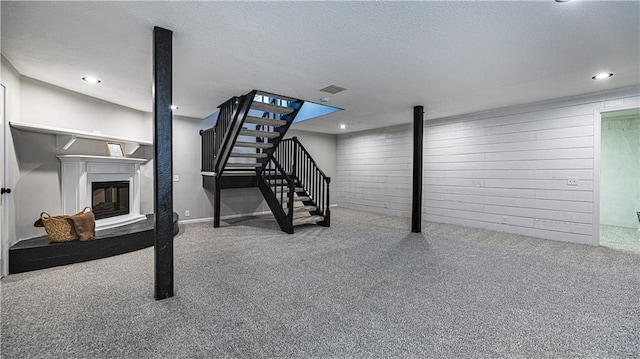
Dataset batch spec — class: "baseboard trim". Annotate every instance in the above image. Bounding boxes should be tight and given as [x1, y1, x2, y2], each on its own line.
[178, 210, 274, 225]
[178, 217, 213, 225]
[221, 210, 273, 220]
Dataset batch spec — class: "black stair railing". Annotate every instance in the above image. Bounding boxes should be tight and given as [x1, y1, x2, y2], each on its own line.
[274, 137, 331, 225]
[200, 127, 215, 174]
[200, 96, 240, 173]
[258, 157, 295, 234]
[199, 90, 258, 176]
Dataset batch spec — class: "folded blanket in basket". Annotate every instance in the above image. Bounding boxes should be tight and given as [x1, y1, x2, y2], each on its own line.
[68, 210, 95, 241]
[35, 207, 96, 242]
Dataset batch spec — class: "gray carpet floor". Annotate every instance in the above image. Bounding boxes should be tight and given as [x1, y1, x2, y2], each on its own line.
[601, 224, 640, 254]
[1, 207, 639, 358]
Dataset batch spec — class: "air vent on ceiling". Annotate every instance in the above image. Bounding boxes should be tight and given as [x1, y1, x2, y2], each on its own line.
[320, 85, 347, 94]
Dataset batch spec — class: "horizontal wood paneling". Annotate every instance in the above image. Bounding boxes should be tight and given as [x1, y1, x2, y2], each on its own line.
[336, 89, 639, 245]
[421, 93, 640, 245]
[337, 124, 413, 217]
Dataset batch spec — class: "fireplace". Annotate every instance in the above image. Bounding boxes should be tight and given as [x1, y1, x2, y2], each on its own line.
[58, 155, 147, 230]
[92, 181, 130, 220]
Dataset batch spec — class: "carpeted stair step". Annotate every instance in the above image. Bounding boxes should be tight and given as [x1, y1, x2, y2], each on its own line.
[292, 215, 325, 226]
[292, 211, 314, 219]
[273, 186, 306, 194]
[221, 171, 256, 176]
[263, 170, 294, 177]
[279, 196, 311, 203]
[251, 101, 294, 115]
[234, 141, 273, 149]
[229, 152, 267, 159]
[225, 162, 262, 168]
[239, 129, 280, 139]
[244, 116, 287, 128]
[292, 205, 318, 213]
[268, 179, 299, 185]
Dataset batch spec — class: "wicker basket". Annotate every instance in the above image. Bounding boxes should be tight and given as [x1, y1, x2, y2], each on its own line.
[40, 207, 92, 242]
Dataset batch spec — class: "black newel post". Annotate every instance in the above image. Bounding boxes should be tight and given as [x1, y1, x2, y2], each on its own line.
[412, 106, 424, 233]
[153, 26, 174, 300]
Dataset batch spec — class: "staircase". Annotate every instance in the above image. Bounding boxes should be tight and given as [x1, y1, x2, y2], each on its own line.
[200, 90, 330, 233]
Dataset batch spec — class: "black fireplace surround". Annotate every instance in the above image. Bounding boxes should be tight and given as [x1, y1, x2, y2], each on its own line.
[92, 181, 130, 220]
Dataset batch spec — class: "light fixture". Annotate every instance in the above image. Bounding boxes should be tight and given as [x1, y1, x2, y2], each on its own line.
[170, 105, 179, 110]
[320, 97, 330, 103]
[592, 72, 614, 80]
[339, 124, 347, 129]
[82, 76, 101, 84]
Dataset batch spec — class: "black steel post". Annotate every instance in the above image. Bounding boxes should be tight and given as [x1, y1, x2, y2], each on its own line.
[214, 184, 221, 228]
[412, 106, 424, 233]
[153, 26, 174, 300]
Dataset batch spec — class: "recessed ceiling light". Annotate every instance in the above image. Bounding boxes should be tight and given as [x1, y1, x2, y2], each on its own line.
[592, 72, 614, 80]
[170, 105, 179, 110]
[339, 124, 347, 129]
[82, 76, 101, 84]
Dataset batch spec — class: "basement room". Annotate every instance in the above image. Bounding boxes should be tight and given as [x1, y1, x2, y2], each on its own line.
[1, 1, 639, 358]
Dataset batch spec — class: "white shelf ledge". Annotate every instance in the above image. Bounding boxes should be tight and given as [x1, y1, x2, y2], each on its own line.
[9, 121, 153, 155]
[57, 155, 148, 164]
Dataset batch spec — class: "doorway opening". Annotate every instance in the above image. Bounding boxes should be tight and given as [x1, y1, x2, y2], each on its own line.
[598, 107, 640, 253]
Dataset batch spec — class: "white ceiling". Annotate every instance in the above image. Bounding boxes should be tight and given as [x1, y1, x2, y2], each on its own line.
[2, 1, 639, 134]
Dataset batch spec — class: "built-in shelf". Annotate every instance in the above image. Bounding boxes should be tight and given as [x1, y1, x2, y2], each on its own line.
[9, 121, 153, 155]
[56, 155, 148, 164]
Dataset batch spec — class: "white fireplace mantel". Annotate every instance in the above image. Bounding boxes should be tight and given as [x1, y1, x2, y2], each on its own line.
[57, 155, 148, 230]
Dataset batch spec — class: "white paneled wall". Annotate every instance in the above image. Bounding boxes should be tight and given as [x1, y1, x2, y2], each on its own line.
[424, 113, 596, 244]
[337, 124, 413, 217]
[337, 87, 640, 245]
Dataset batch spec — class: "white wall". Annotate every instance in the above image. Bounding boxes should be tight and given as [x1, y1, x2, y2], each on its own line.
[20, 77, 151, 137]
[600, 112, 640, 227]
[172, 114, 216, 221]
[337, 124, 413, 217]
[337, 87, 640, 245]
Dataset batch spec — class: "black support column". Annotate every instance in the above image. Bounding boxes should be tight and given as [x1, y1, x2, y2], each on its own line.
[412, 106, 424, 233]
[213, 181, 221, 228]
[153, 26, 174, 300]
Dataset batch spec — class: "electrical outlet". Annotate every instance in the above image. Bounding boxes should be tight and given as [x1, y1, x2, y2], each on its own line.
[185, 210, 190, 217]
[567, 177, 578, 186]
[173, 174, 179, 182]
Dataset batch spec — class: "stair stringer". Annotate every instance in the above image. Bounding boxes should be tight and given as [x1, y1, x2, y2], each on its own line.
[257, 174, 294, 234]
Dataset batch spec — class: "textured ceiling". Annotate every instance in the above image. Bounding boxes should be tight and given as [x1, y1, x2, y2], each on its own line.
[2, 1, 639, 134]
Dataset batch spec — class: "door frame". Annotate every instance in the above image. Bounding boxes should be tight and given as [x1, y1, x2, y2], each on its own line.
[593, 104, 640, 246]
[1, 84, 7, 277]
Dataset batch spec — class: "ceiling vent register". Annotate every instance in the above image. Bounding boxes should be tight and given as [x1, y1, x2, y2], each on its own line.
[320, 85, 347, 94]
